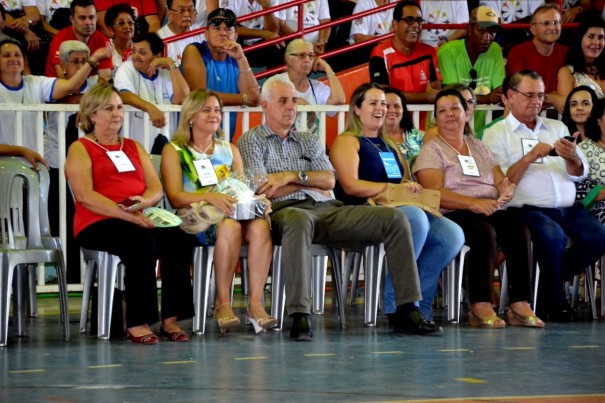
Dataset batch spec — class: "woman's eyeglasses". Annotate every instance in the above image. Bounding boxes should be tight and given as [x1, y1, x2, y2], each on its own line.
[289, 52, 316, 60]
[114, 20, 135, 28]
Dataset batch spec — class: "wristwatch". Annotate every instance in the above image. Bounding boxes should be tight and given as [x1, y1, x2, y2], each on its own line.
[298, 170, 308, 185]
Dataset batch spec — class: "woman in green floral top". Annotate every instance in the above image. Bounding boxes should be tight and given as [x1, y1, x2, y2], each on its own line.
[383, 87, 425, 169]
[161, 89, 276, 335]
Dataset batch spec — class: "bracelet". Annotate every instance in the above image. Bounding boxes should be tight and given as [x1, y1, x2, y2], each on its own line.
[86, 58, 99, 70]
[241, 67, 252, 72]
[170, 62, 179, 70]
[241, 93, 249, 109]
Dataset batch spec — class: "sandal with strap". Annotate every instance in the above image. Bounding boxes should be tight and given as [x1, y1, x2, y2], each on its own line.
[247, 303, 277, 334]
[506, 306, 545, 328]
[160, 327, 191, 342]
[214, 303, 240, 334]
[468, 311, 506, 328]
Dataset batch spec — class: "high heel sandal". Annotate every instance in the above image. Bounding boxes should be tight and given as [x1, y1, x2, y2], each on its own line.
[506, 306, 545, 328]
[160, 327, 191, 342]
[126, 330, 159, 345]
[247, 303, 277, 334]
[468, 311, 506, 328]
[214, 303, 241, 334]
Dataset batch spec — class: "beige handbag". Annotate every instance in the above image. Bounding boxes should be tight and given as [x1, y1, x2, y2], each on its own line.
[176, 201, 225, 234]
[367, 184, 443, 217]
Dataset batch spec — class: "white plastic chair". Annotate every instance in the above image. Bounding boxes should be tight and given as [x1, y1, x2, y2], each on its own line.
[0, 161, 69, 347]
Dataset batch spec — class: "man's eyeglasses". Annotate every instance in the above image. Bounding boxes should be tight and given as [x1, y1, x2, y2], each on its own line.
[171, 8, 197, 15]
[397, 16, 425, 25]
[512, 89, 546, 101]
[114, 20, 135, 28]
[289, 52, 316, 60]
[469, 69, 477, 90]
[66, 58, 87, 65]
[532, 20, 561, 27]
[465, 98, 477, 107]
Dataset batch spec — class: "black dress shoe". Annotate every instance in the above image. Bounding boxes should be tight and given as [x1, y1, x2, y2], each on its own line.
[544, 302, 575, 322]
[393, 305, 443, 336]
[290, 313, 313, 341]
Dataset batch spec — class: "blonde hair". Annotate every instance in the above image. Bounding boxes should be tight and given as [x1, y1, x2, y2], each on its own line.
[172, 89, 224, 146]
[342, 83, 409, 177]
[78, 82, 121, 134]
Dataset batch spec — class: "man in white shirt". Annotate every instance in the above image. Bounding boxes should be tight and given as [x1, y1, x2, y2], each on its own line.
[223, 0, 284, 68]
[482, 70, 605, 322]
[156, 0, 205, 65]
[276, 0, 330, 55]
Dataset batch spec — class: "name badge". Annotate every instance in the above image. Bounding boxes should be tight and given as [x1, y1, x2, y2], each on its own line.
[457, 155, 480, 177]
[521, 138, 542, 164]
[107, 151, 136, 172]
[193, 158, 219, 187]
[379, 151, 402, 179]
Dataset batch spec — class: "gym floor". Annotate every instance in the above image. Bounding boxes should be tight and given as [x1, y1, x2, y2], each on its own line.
[2, 293, 605, 402]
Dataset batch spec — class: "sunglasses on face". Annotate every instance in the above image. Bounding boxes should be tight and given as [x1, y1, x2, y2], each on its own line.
[209, 17, 235, 28]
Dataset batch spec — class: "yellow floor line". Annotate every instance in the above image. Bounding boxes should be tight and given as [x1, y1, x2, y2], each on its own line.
[303, 353, 336, 357]
[568, 345, 600, 349]
[233, 356, 267, 360]
[439, 349, 471, 352]
[162, 361, 197, 365]
[9, 369, 45, 374]
[371, 351, 404, 355]
[88, 364, 123, 369]
[504, 347, 536, 350]
[455, 377, 488, 384]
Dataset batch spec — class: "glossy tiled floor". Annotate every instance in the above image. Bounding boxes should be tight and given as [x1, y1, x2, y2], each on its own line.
[2, 293, 605, 403]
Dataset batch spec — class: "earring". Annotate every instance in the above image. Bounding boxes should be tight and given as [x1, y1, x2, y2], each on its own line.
[189, 121, 193, 129]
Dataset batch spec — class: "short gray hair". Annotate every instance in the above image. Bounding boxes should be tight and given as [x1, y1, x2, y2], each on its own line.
[261, 76, 296, 102]
[59, 40, 90, 62]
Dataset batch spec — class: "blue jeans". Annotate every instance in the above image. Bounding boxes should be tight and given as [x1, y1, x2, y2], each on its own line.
[383, 206, 465, 320]
[509, 205, 605, 305]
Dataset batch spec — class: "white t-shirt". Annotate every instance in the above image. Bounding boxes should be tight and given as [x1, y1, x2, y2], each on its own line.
[113, 61, 176, 146]
[479, 1, 540, 24]
[348, 0, 394, 45]
[276, 0, 330, 44]
[225, 0, 275, 45]
[421, 0, 469, 48]
[44, 77, 97, 168]
[0, 75, 57, 151]
[36, 0, 72, 18]
[156, 24, 205, 65]
[192, 0, 209, 29]
[1, 0, 36, 12]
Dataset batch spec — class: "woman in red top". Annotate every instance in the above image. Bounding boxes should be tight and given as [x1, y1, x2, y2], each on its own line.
[65, 82, 196, 344]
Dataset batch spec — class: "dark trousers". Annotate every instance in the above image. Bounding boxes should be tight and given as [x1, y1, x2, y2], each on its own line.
[509, 205, 605, 305]
[445, 210, 532, 304]
[77, 219, 196, 327]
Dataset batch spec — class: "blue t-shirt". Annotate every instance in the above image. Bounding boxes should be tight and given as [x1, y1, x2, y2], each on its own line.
[193, 42, 239, 139]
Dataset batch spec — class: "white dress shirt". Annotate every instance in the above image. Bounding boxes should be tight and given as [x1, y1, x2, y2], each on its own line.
[482, 113, 588, 208]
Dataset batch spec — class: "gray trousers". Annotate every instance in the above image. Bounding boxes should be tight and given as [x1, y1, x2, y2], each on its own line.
[271, 198, 421, 315]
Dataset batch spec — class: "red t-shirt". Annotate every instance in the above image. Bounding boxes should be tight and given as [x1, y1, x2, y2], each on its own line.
[369, 39, 441, 93]
[506, 40, 568, 93]
[71, 138, 145, 236]
[45, 28, 113, 77]
[94, 0, 157, 15]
